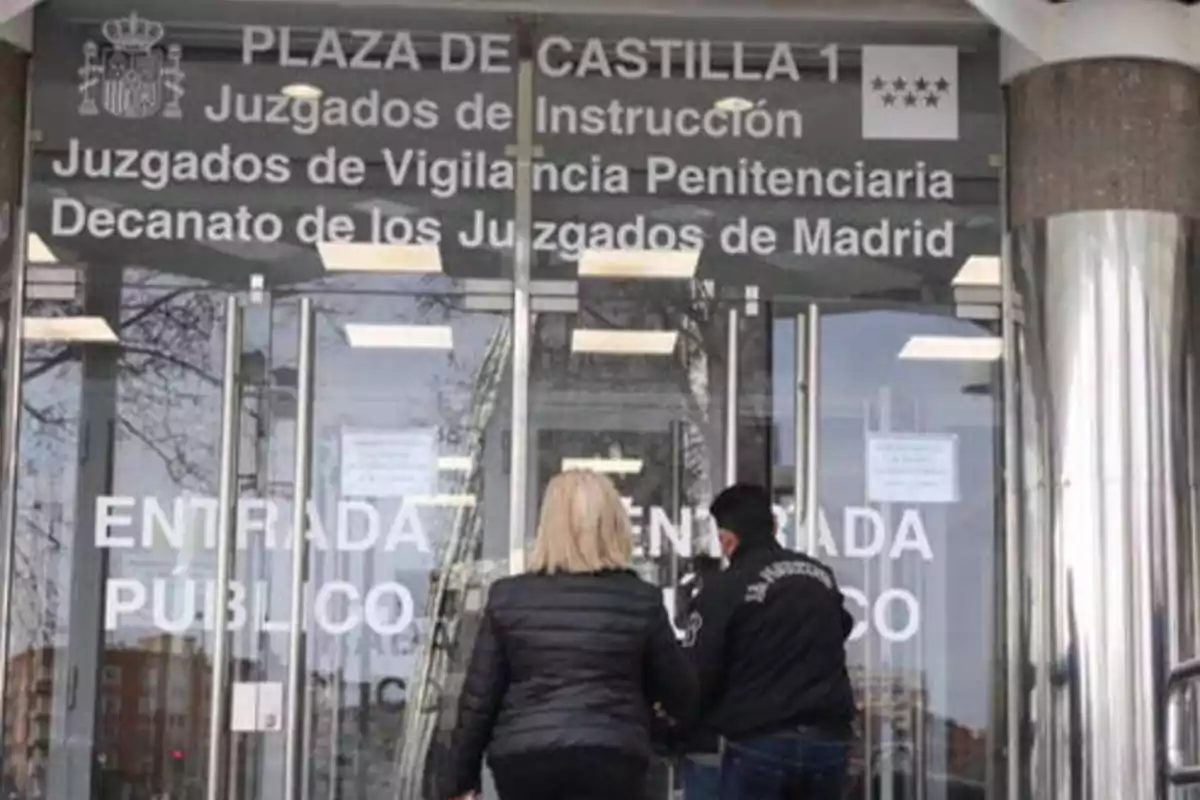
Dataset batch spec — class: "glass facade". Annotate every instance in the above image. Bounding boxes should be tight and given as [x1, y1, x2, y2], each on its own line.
[0, 2, 1002, 798]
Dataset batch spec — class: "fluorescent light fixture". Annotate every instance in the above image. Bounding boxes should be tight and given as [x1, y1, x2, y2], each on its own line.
[23, 316, 118, 343]
[562, 457, 644, 475]
[714, 96, 754, 113]
[344, 324, 453, 350]
[281, 83, 323, 100]
[578, 249, 700, 279]
[318, 242, 443, 274]
[898, 335, 1003, 362]
[408, 493, 476, 508]
[437, 456, 473, 472]
[952, 255, 1000, 287]
[27, 233, 56, 264]
[571, 329, 678, 356]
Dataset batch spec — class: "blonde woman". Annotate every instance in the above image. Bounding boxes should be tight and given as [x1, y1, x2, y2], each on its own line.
[445, 470, 697, 800]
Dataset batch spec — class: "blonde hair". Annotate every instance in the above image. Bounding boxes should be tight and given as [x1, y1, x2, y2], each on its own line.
[528, 470, 633, 574]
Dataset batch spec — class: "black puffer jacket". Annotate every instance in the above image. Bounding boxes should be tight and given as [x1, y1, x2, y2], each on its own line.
[444, 569, 697, 797]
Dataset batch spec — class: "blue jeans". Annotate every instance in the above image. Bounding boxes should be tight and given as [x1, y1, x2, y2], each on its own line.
[719, 732, 849, 799]
[681, 754, 721, 799]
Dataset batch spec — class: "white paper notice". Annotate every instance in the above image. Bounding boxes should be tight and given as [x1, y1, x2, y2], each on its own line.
[341, 428, 438, 498]
[230, 681, 285, 732]
[866, 433, 958, 504]
[230, 683, 258, 732]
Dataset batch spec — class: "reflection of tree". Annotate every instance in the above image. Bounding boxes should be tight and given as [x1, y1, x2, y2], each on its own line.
[22, 278, 224, 488]
[395, 320, 512, 800]
[12, 276, 226, 656]
[536, 278, 728, 521]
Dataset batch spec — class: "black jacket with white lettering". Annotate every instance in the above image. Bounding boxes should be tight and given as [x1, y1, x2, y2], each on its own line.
[684, 540, 855, 741]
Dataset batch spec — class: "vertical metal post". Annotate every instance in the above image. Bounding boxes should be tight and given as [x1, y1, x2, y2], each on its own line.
[998, 93, 1025, 800]
[1001, 229, 1023, 800]
[206, 296, 243, 800]
[328, 670, 344, 800]
[299, 680, 316, 800]
[0, 59, 33, 743]
[793, 313, 808, 552]
[669, 420, 683, 589]
[725, 308, 739, 485]
[861, 397, 876, 800]
[283, 298, 315, 800]
[803, 305, 821, 555]
[507, 51, 535, 575]
[877, 386, 895, 800]
[1187, 347, 1200, 796]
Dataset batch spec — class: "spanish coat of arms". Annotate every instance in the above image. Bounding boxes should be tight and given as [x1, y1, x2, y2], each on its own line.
[78, 12, 184, 119]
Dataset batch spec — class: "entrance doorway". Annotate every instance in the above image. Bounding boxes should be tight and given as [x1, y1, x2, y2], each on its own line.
[5, 4, 1002, 799]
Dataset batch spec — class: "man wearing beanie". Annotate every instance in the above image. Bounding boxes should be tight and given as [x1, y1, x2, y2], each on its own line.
[683, 484, 855, 799]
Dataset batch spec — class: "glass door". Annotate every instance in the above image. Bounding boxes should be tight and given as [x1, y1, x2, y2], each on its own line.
[197, 276, 515, 800]
[525, 277, 736, 797]
[771, 301, 1000, 800]
[11, 5, 522, 798]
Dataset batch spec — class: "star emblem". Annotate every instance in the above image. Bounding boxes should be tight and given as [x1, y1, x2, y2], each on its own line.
[915, 77, 930, 92]
[892, 77, 907, 92]
[882, 92, 897, 107]
[935, 77, 951, 92]
[871, 76, 885, 91]
[924, 93, 940, 107]
[904, 93, 918, 107]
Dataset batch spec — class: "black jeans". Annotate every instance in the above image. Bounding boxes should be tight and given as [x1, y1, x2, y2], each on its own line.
[490, 747, 648, 800]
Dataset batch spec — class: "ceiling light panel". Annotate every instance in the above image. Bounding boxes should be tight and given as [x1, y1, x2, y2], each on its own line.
[578, 249, 700, 279]
[561, 457, 645, 475]
[952, 255, 1000, 287]
[344, 324, 453, 350]
[23, 316, 118, 343]
[318, 243, 443, 274]
[898, 335, 1003, 362]
[571, 329, 678, 355]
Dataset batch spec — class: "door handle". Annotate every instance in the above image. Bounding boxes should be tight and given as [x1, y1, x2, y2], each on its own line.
[793, 305, 821, 555]
[283, 297, 316, 800]
[1166, 656, 1200, 784]
[205, 296, 244, 800]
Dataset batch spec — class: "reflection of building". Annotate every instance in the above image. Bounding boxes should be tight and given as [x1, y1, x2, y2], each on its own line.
[4, 635, 234, 800]
[305, 675, 408, 800]
[847, 665, 988, 795]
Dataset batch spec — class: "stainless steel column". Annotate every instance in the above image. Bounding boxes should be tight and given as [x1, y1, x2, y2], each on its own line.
[1005, 56, 1200, 800]
[283, 298, 315, 800]
[1011, 210, 1194, 800]
[206, 297, 244, 800]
